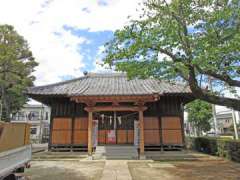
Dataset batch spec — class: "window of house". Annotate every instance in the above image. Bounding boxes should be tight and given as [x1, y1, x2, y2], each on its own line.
[13, 112, 25, 121]
[45, 112, 49, 120]
[28, 111, 39, 121]
[30, 128, 37, 135]
[43, 127, 49, 136]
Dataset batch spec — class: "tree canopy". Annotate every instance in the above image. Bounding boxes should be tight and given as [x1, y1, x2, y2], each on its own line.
[186, 100, 212, 135]
[0, 25, 38, 121]
[104, 0, 240, 110]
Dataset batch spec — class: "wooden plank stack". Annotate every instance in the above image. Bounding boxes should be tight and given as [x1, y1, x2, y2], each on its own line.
[0, 122, 30, 152]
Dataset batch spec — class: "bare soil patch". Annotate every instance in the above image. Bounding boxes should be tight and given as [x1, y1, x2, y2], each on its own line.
[128, 160, 240, 180]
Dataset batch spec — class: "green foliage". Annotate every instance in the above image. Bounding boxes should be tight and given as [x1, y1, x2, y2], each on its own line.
[104, 0, 240, 110]
[193, 137, 218, 155]
[0, 25, 38, 121]
[186, 100, 212, 133]
[229, 123, 240, 132]
[187, 137, 240, 162]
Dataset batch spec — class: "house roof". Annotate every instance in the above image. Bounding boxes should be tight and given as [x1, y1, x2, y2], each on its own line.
[27, 73, 191, 97]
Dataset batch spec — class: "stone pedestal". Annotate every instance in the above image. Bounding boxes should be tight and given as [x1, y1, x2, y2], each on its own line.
[87, 155, 93, 160]
[139, 154, 146, 160]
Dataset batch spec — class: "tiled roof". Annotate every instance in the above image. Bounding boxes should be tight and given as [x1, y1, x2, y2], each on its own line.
[27, 73, 191, 96]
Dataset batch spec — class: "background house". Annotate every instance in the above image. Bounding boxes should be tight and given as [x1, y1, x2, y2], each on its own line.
[11, 104, 51, 143]
[216, 109, 240, 134]
[184, 106, 240, 136]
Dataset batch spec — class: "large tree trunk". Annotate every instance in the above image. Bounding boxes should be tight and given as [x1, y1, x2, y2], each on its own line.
[0, 67, 10, 122]
[188, 65, 240, 111]
[1, 85, 10, 122]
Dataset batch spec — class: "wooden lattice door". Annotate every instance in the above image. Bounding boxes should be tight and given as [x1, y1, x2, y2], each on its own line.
[97, 112, 136, 144]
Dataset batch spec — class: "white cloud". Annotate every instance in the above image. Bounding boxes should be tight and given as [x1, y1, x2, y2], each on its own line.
[92, 45, 113, 73]
[0, 0, 142, 85]
[31, 28, 88, 85]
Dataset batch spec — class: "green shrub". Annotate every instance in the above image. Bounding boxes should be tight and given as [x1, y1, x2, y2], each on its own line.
[187, 137, 240, 163]
[193, 137, 217, 155]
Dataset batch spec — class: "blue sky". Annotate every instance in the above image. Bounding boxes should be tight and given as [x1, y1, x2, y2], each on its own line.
[1, 0, 238, 112]
[0, 0, 141, 85]
[63, 26, 113, 71]
[59, 27, 114, 81]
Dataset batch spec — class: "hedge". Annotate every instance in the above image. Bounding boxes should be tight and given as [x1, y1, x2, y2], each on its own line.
[186, 137, 240, 162]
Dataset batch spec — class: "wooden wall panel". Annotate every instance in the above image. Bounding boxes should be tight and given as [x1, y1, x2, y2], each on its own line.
[98, 130, 106, 144]
[52, 118, 72, 145]
[144, 96, 184, 117]
[162, 130, 182, 144]
[51, 101, 76, 117]
[52, 118, 72, 130]
[73, 131, 88, 145]
[144, 117, 160, 145]
[51, 130, 71, 144]
[127, 130, 134, 144]
[74, 117, 88, 129]
[161, 116, 183, 145]
[162, 117, 181, 129]
[144, 130, 160, 145]
[117, 130, 127, 144]
[73, 117, 88, 145]
[144, 117, 160, 129]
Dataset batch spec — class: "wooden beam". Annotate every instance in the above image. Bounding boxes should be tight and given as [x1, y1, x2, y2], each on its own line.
[71, 95, 160, 103]
[88, 111, 93, 156]
[84, 105, 147, 112]
[139, 109, 145, 155]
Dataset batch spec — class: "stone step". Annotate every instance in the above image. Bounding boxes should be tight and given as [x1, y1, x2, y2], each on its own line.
[95, 151, 137, 154]
[96, 150, 137, 153]
[94, 145, 138, 160]
[104, 156, 138, 160]
[94, 155, 138, 160]
[96, 146, 137, 150]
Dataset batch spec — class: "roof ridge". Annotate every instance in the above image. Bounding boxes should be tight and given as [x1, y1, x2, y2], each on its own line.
[87, 72, 127, 77]
[28, 76, 87, 90]
[28, 72, 127, 90]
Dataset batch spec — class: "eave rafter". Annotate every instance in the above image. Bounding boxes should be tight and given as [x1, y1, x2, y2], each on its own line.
[70, 94, 160, 104]
[84, 105, 148, 112]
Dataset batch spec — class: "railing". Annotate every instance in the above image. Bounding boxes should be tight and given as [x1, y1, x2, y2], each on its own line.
[11, 116, 48, 121]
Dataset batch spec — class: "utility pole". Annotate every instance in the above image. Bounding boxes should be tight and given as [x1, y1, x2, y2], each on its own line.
[232, 109, 239, 140]
[231, 87, 239, 140]
[211, 103, 218, 135]
[208, 77, 218, 135]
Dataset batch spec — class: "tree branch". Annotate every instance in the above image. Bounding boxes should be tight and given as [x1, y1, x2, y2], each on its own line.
[188, 65, 240, 111]
[195, 65, 240, 87]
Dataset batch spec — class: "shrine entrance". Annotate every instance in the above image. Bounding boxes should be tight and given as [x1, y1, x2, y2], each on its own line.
[95, 112, 138, 145]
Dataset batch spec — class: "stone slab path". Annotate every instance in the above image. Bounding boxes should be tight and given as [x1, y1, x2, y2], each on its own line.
[100, 160, 132, 180]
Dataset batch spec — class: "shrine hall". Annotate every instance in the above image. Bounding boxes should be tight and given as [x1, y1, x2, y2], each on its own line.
[27, 72, 193, 158]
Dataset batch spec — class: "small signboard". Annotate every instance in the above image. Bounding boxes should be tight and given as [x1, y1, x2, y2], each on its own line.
[92, 120, 98, 147]
[134, 121, 139, 147]
[107, 130, 116, 144]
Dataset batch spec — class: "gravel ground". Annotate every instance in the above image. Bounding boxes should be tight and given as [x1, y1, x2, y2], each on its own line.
[23, 161, 105, 180]
[20, 155, 240, 180]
